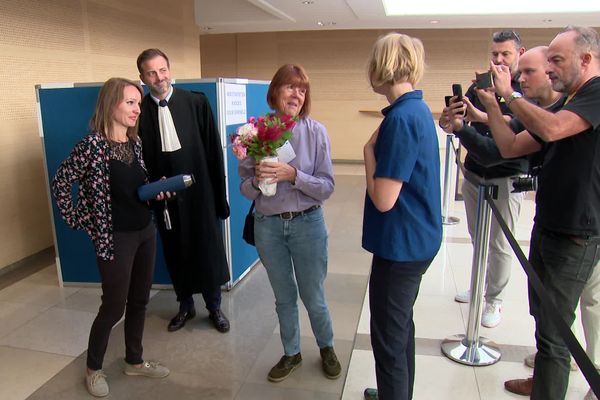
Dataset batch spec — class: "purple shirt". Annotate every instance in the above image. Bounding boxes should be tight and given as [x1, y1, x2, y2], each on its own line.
[239, 116, 334, 215]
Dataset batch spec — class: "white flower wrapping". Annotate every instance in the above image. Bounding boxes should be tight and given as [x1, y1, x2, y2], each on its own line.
[258, 155, 278, 197]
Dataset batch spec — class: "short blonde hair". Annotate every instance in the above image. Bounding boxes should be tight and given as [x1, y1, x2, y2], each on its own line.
[367, 33, 425, 88]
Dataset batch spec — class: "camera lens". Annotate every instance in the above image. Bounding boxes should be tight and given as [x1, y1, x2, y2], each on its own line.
[512, 176, 537, 193]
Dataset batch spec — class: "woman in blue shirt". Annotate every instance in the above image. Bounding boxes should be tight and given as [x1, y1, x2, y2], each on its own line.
[362, 33, 443, 400]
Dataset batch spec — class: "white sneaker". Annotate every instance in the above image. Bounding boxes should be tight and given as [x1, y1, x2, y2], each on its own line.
[85, 370, 109, 397]
[524, 353, 535, 368]
[585, 388, 598, 400]
[454, 289, 471, 303]
[481, 302, 502, 328]
[124, 360, 170, 378]
[524, 352, 579, 371]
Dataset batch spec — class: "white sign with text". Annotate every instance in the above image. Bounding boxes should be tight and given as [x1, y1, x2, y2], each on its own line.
[224, 83, 247, 125]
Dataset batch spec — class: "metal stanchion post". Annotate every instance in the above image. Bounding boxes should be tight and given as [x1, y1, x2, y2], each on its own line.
[441, 184, 501, 366]
[442, 134, 460, 225]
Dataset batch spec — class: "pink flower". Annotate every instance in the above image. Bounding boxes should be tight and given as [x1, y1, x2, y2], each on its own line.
[230, 113, 297, 161]
[236, 122, 258, 141]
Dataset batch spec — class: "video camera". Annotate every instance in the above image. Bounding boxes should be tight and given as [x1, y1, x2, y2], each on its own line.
[512, 165, 541, 193]
[512, 175, 538, 193]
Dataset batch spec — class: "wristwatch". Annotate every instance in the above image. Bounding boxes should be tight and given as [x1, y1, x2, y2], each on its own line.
[506, 91, 523, 106]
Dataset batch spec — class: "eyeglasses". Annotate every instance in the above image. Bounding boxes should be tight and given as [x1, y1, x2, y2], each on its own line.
[284, 84, 307, 96]
[492, 30, 522, 45]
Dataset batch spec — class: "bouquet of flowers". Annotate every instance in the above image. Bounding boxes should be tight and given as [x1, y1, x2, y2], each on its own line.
[231, 114, 297, 161]
[231, 113, 297, 196]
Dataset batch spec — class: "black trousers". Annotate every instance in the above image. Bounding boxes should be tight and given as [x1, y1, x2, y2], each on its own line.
[529, 225, 600, 399]
[179, 286, 222, 313]
[87, 222, 156, 370]
[369, 255, 433, 400]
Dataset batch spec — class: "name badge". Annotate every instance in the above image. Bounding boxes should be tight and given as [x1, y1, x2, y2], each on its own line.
[276, 140, 296, 164]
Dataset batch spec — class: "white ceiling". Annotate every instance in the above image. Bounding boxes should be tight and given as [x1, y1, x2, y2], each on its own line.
[194, 0, 600, 34]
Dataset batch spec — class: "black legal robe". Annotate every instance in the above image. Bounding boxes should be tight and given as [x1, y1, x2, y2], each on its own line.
[139, 88, 230, 297]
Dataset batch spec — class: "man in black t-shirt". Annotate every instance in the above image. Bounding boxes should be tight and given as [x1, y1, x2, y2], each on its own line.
[473, 26, 600, 400]
[443, 30, 526, 329]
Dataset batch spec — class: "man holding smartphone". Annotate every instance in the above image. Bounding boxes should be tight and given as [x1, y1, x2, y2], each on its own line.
[442, 30, 526, 328]
[467, 26, 600, 400]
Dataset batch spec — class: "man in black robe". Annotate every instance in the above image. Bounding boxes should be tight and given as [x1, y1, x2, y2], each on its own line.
[136, 48, 230, 333]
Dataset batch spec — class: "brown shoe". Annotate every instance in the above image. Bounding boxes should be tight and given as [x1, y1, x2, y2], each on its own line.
[504, 377, 533, 396]
[320, 346, 341, 379]
[267, 353, 302, 382]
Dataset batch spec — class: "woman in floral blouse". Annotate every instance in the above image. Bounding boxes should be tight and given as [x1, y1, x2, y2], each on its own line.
[52, 77, 169, 398]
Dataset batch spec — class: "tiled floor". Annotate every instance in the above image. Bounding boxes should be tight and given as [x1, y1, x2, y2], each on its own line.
[0, 161, 594, 399]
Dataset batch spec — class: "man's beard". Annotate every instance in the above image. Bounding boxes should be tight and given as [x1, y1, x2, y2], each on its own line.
[154, 80, 170, 94]
[551, 64, 581, 93]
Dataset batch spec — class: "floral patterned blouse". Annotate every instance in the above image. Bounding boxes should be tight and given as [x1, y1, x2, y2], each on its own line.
[51, 132, 147, 260]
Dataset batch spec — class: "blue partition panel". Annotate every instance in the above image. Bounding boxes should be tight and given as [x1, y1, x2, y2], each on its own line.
[40, 86, 104, 283]
[224, 83, 271, 283]
[38, 79, 268, 286]
[169, 81, 268, 284]
[39, 85, 169, 284]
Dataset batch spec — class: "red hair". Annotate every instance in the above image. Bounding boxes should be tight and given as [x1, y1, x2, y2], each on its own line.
[267, 64, 311, 117]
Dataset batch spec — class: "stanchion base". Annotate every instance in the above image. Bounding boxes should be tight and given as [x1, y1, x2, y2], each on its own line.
[441, 334, 501, 366]
[442, 216, 461, 225]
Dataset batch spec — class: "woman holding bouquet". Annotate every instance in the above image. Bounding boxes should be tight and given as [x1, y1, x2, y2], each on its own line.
[362, 33, 442, 400]
[238, 64, 340, 382]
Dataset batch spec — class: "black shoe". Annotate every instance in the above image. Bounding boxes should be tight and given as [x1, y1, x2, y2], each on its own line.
[167, 307, 196, 332]
[364, 388, 378, 400]
[209, 309, 230, 333]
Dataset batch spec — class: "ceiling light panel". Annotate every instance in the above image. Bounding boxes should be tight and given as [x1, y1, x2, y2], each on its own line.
[383, 0, 600, 15]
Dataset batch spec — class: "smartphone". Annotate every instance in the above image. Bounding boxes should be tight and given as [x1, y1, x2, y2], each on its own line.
[475, 71, 494, 89]
[444, 95, 453, 107]
[452, 84, 463, 101]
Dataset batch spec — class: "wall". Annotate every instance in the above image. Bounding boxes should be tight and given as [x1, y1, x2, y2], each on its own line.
[200, 28, 562, 161]
[0, 0, 201, 271]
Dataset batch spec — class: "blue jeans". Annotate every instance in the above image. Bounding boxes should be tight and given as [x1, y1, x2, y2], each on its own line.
[529, 225, 600, 400]
[369, 255, 433, 400]
[255, 207, 334, 356]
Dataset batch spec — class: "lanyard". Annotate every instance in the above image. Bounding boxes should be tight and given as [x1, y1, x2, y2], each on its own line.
[564, 91, 577, 106]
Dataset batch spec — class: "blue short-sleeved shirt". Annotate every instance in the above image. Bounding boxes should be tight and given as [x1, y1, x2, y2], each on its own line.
[362, 90, 442, 262]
